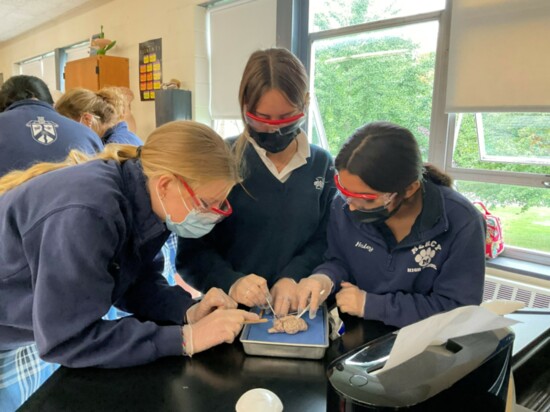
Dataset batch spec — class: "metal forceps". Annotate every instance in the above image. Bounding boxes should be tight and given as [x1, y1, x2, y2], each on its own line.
[264, 292, 279, 320]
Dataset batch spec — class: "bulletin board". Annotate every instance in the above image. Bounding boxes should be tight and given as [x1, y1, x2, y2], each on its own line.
[139, 38, 162, 101]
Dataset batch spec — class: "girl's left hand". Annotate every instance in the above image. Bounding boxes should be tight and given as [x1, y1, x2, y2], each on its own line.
[336, 281, 367, 318]
[186, 287, 237, 324]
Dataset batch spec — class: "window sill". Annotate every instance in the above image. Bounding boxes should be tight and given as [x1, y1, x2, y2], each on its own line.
[487, 257, 550, 281]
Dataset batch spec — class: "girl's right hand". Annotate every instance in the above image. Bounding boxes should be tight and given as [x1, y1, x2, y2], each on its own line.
[229, 274, 269, 307]
[182, 309, 259, 356]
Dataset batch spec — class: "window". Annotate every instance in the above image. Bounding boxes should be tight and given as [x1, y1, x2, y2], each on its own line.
[15, 41, 89, 95]
[309, 0, 445, 32]
[17, 52, 57, 92]
[301, 0, 550, 265]
[309, 20, 439, 157]
[206, 0, 277, 137]
[449, 112, 550, 262]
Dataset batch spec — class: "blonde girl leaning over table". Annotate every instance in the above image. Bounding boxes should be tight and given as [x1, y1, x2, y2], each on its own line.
[0, 121, 258, 412]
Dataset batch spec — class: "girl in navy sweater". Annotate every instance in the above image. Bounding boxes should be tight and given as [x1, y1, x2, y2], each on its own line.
[55, 87, 142, 145]
[177, 48, 336, 316]
[298, 122, 486, 327]
[0, 121, 257, 411]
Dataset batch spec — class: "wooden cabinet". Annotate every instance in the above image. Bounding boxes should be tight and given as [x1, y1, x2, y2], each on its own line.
[64, 55, 129, 91]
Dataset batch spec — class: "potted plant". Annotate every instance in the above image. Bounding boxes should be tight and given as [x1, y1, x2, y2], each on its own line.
[91, 25, 116, 55]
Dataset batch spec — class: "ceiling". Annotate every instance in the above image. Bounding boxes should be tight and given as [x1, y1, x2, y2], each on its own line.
[0, 0, 96, 43]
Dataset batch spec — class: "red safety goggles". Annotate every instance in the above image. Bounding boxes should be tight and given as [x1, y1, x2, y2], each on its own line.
[245, 112, 305, 126]
[333, 174, 380, 200]
[178, 177, 233, 217]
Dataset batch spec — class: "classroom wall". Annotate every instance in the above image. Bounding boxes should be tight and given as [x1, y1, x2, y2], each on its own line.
[0, 0, 209, 140]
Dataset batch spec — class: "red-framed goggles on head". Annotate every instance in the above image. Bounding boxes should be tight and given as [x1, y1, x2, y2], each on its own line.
[178, 177, 233, 217]
[333, 174, 380, 200]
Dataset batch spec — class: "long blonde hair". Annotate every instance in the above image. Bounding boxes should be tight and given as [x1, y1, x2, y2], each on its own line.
[235, 48, 309, 168]
[0, 121, 239, 195]
[55, 87, 124, 137]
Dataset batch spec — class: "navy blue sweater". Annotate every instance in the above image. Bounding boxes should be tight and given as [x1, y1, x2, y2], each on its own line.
[176, 139, 336, 292]
[103, 121, 143, 145]
[0, 99, 103, 176]
[314, 180, 486, 327]
[0, 159, 193, 367]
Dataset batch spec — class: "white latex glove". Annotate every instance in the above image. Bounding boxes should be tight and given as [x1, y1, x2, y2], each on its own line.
[296, 274, 333, 319]
[336, 281, 367, 317]
[270, 278, 298, 316]
[182, 309, 259, 356]
[229, 274, 269, 307]
[186, 287, 238, 324]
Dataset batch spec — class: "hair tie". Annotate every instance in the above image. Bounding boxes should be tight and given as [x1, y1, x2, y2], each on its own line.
[136, 145, 143, 158]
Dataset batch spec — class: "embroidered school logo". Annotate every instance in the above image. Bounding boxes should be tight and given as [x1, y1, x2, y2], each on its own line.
[314, 177, 325, 190]
[408, 240, 442, 272]
[26, 117, 59, 145]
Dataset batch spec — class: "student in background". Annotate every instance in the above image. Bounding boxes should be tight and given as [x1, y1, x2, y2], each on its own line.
[116, 86, 138, 133]
[100, 86, 143, 145]
[177, 48, 336, 316]
[0, 75, 102, 177]
[55, 87, 142, 145]
[0, 121, 257, 411]
[297, 121, 486, 327]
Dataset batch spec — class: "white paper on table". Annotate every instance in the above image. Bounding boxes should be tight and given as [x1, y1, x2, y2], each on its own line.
[380, 305, 519, 373]
[481, 299, 525, 315]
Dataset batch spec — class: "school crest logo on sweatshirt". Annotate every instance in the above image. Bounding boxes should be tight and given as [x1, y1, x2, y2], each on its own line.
[408, 240, 441, 272]
[26, 116, 59, 145]
[314, 177, 325, 190]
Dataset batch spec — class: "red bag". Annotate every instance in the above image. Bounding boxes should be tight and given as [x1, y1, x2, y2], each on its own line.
[474, 202, 504, 259]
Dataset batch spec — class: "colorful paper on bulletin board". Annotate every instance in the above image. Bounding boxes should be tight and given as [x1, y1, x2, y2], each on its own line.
[139, 38, 162, 101]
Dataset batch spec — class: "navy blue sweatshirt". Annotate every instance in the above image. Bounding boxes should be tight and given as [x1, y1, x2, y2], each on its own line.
[0, 99, 103, 176]
[314, 180, 486, 327]
[0, 159, 193, 367]
[103, 121, 143, 145]
[176, 139, 336, 292]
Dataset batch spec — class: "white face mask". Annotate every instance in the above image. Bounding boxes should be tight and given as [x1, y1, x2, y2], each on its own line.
[156, 183, 218, 239]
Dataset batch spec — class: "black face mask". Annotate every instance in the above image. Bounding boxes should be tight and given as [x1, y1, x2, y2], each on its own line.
[248, 119, 304, 153]
[350, 200, 403, 224]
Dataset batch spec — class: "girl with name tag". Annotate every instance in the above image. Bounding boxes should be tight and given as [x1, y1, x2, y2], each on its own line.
[298, 121, 486, 327]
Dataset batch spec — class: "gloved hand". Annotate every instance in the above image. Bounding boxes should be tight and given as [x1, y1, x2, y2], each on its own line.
[229, 274, 269, 307]
[270, 278, 298, 316]
[336, 281, 367, 317]
[182, 309, 259, 356]
[296, 274, 333, 319]
[185, 287, 237, 324]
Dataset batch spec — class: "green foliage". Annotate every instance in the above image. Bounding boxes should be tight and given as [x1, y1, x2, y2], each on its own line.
[96, 40, 116, 55]
[314, 33, 434, 159]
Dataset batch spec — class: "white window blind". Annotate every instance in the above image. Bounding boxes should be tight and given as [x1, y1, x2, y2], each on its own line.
[18, 52, 57, 92]
[65, 44, 89, 62]
[445, 0, 550, 113]
[208, 0, 277, 119]
[18, 58, 42, 78]
[42, 53, 57, 92]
